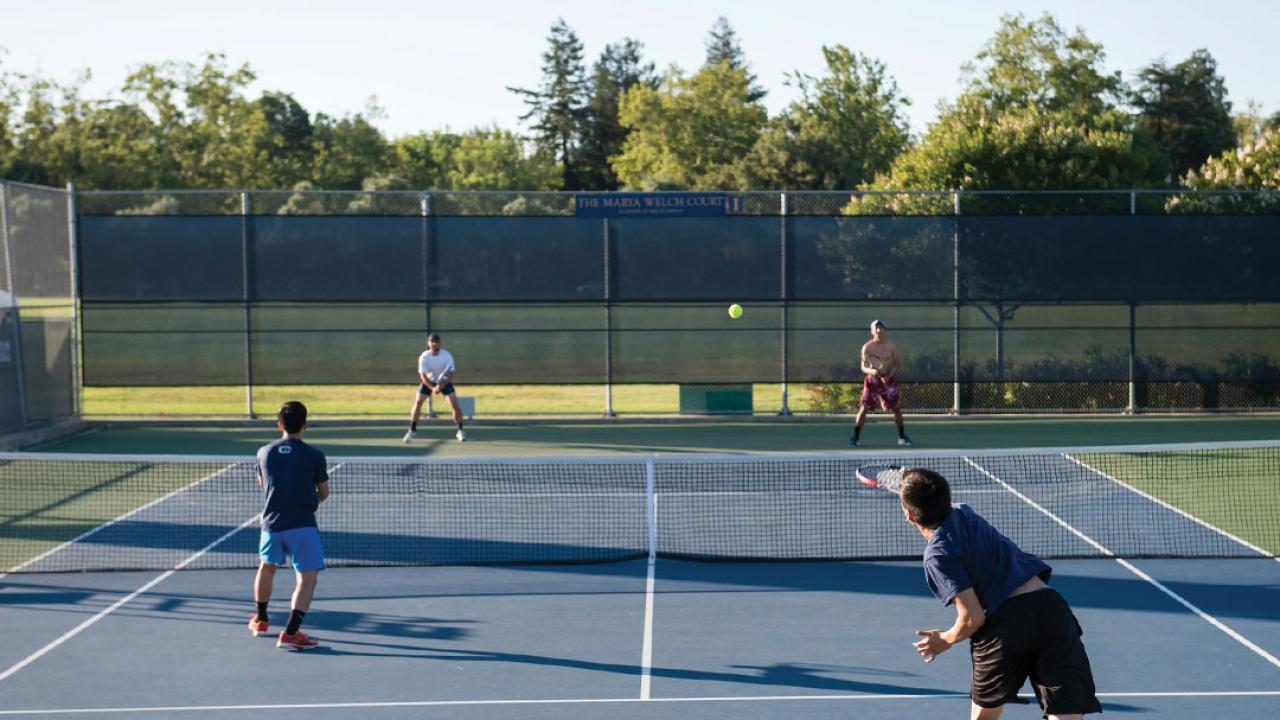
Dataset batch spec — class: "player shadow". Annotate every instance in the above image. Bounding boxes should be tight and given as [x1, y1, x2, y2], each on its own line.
[304, 638, 955, 695]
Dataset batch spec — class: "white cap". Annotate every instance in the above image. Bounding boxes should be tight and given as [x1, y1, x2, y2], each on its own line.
[870, 319, 886, 331]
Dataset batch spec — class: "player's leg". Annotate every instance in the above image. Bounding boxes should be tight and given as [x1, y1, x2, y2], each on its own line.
[277, 528, 324, 650]
[404, 385, 427, 442]
[850, 379, 873, 447]
[442, 384, 466, 440]
[250, 561, 275, 635]
[971, 703, 1004, 719]
[885, 379, 910, 445]
[892, 407, 911, 445]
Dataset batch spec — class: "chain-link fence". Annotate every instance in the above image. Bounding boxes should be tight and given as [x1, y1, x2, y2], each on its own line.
[68, 188, 1280, 415]
[0, 181, 78, 432]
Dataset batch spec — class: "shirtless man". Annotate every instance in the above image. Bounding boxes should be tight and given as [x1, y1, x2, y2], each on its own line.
[849, 319, 911, 447]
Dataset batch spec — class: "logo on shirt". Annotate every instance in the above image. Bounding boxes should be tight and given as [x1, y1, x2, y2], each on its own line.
[277, 445, 292, 454]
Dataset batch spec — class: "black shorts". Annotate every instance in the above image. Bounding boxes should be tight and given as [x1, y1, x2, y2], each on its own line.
[418, 382, 456, 396]
[969, 588, 1101, 717]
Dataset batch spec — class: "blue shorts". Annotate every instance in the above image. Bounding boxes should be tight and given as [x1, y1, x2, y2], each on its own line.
[259, 526, 326, 572]
[418, 382, 456, 396]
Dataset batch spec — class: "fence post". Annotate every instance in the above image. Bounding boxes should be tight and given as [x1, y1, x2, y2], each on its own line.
[1127, 189, 1138, 414]
[0, 183, 29, 429]
[603, 216, 615, 417]
[66, 182, 82, 419]
[240, 190, 256, 419]
[779, 191, 790, 416]
[952, 191, 961, 415]
[421, 191, 433, 418]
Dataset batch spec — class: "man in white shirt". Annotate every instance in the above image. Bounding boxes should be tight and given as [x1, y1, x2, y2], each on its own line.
[403, 333, 467, 442]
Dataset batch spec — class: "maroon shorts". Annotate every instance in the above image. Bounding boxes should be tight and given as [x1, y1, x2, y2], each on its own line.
[859, 375, 900, 410]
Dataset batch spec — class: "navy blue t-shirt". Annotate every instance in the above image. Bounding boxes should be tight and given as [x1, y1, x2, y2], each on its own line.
[923, 503, 1052, 615]
[256, 437, 328, 533]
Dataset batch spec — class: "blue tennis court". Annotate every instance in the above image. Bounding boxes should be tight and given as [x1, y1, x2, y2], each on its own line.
[1, 444, 1278, 718]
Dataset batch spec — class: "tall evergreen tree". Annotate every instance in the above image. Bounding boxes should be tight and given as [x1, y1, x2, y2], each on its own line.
[579, 38, 657, 190]
[507, 18, 590, 190]
[704, 16, 766, 102]
[1132, 49, 1236, 178]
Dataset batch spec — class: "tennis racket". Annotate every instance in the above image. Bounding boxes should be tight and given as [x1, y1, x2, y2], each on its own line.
[856, 464, 905, 494]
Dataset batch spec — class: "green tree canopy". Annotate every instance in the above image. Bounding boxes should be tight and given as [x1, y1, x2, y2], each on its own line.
[736, 45, 910, 190]
[508, 18, 590, 190]
[704, 16, 765, 103]
[612, 62, 767, 190]
[578, 38, 658, 190]
[1132, 49, 1235, 178]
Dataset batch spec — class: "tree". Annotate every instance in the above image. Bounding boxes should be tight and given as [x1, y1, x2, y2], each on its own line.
[736, 45, 910, 190]
[612, 62, 767, 190]
[704, 16, 765, 102]
[1232, 100, 1280, 148]
[578, 38, 657, 190]
[308, 106, 390, 190]
[508, 18, 590, 190]
[1132, 49, 1235, 178]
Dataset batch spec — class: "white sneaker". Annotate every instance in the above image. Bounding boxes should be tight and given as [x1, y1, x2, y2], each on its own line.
[456, 429, 467, 442]
[898, 435, 913, 447]
[402, 430, 416, 443]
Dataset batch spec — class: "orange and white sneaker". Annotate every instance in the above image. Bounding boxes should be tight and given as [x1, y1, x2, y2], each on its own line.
[248, 615, 269, 636]
[276, 630, 319, 651]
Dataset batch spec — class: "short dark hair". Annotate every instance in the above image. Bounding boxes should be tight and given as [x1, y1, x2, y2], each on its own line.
[428, 333, 441, 343]
[277, 400, 308, 433]
[899, 468, 951, 528]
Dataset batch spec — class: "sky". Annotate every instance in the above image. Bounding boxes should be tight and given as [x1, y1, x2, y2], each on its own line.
[4, 0, 1279, 140]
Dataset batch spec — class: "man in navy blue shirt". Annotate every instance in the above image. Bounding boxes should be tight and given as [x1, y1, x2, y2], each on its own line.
[249, 401, 330, 651]
[900, 468, 1101, 719]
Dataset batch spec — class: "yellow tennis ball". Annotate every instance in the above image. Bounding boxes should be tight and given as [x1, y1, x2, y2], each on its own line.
[728, 303, 743, 319]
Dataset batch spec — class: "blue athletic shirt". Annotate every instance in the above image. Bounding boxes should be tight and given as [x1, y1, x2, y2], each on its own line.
[256, 437, 328, 533]
[922, 503, 1052, 615]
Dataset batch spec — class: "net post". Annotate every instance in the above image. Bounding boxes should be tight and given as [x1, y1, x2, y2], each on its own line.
[240, 190, 256, 419]
[779, 191, 790, 416]
[645, 455, 657, 563]
[952, 190, 962, 415]
[422, 191, 433, 419]
[0, 183, 29, 429]
[1127, 191, 1137, 415]
[65, 182, 82, 420]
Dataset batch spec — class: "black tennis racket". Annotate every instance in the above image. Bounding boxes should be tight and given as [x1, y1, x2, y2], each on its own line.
[855, 464, 905, 494]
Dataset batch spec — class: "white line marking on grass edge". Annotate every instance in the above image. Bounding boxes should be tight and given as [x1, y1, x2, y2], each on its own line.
[2, 463, 242, 576]
[1063, 453, 1279, 562]
[2, 691, 1279, 715]
[964, 457, 1280, 670]
[0, 514, 260, 685]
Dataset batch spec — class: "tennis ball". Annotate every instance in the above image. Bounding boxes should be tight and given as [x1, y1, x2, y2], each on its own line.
[728, 303, 743, 319]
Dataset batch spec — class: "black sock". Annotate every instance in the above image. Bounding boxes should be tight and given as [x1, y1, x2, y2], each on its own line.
[853, 426, 862, 441]
[457, 422, 464, 430]
[410, 420, 418, 431]
[897, 424, 906, 439]
[255, 602, 268, 622]
[286, 609, 306, 635]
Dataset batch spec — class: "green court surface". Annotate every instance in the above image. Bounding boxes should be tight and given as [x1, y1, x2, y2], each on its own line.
[25, 414, 1280, 456]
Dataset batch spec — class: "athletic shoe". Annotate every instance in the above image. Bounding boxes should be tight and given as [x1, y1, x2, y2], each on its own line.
[402, 430, 416, 443]
[248, 615, 269, 636]
[276, 631, 319, 651]
[898, 436, 913, 447]
[456, 429, 467, 442]
[847, 437, 858, 448]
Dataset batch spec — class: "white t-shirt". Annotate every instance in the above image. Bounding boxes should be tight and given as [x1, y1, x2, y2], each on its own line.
[418, 349, 456, 383]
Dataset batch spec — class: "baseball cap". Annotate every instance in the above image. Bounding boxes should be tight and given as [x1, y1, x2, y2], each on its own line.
[870, 319, 887, 330]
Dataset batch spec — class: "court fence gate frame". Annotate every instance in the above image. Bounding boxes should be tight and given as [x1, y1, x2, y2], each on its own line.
[11, 184, 1280, 418]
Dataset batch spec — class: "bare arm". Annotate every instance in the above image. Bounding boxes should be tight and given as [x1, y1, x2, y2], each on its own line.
[316, 481, 329, 503]
[913, 588, 985, 662]
[860, 343, 879, 376]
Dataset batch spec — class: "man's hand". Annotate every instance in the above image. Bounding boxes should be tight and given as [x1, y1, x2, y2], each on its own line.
[913, 629, 952, 663]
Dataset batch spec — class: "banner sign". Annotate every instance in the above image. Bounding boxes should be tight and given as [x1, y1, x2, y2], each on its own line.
[575, 192, 736, 218]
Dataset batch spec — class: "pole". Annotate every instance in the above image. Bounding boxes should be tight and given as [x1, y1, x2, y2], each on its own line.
[779, 192, 790, 415]
[66, 183, 82, 419]
[422, 191, 433, 418]
[240, 190, 256, 419]
[952, 191, 961, 415]
[1128, 189, 1137, 414]
[603, 217, 615, 417]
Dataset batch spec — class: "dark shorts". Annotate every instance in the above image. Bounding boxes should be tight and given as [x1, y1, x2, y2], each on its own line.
[418, 382, 456, 396]
[969, 588, 1101, 716]
[859, 375, 900, 410]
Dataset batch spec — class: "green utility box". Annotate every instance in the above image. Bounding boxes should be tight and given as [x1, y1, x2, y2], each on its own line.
[678, 384, 753, 415]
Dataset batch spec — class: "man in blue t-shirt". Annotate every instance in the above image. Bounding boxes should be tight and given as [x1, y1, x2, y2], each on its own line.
[249, 401, 329, 651]
[900, 468, 1101, 719]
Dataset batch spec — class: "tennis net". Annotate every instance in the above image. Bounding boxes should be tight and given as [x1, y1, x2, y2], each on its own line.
[2, 441, 1277, 573]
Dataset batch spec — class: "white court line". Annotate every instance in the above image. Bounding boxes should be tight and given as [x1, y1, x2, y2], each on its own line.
[0, 690, 1278, 715]
[1063, 453, 1278, 562]
[964, 457, 1280, 670]
[1, 463, 242, 577]
[639, 559, 656, 700]
[0, 514, 260, 685]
